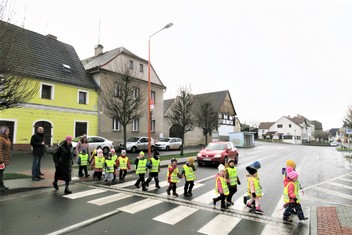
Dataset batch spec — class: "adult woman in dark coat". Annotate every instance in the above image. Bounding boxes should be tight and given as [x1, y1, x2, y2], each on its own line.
[0, 126, 11, 191]
[53, 136, 73, 194]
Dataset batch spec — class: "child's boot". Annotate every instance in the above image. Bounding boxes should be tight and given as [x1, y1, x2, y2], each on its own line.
[283, 216, 292, 222]
[255, 206, 263, 214]
[142, 182, 148, 191]
[155, 179, 161, 189]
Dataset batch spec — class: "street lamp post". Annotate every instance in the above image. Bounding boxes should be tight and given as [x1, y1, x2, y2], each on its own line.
[147, 23, 173, 158]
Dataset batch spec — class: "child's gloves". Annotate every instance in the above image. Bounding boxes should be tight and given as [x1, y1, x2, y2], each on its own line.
[252, 193, 257, 198]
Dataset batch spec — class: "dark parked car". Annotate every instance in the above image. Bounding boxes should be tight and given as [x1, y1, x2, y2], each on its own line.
[197, 141, 239, 166]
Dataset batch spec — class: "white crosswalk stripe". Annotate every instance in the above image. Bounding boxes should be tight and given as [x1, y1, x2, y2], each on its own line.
[63, 189, 107, 199]
[338, 177, 352, 183]
[197, 214, 241, 235]
[192, 189, 217, 203]
[153, 206, 199, 225]
[87, 193, 132, 206]
[118, 198, 161, 214]
[327, 181, 352, 190]
[315, 186, 352, 200]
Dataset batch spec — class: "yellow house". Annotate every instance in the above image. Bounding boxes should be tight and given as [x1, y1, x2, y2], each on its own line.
[0, 20, 99, 150]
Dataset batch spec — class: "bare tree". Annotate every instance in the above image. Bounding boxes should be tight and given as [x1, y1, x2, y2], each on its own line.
[167, 86, 194, 156]
[343, 105, 352, 128]
[0, 1, 38, 111]
[99, 62, 146, 149]
[194, 101, 218, 145]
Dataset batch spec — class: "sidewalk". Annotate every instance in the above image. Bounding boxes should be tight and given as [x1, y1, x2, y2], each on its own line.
[1, 152, 352, 235]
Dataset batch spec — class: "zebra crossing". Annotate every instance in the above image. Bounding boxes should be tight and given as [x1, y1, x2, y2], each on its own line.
[60, 172, 352, 234]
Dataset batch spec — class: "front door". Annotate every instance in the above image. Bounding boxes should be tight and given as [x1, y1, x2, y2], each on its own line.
[75, 122, 87, 138]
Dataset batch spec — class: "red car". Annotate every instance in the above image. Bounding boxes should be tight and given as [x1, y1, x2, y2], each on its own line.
[197, 141, 239, 166]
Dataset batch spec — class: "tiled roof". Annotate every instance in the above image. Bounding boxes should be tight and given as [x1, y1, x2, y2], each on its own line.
[258, 122, 275, 129]
[0, 20, 98, 90]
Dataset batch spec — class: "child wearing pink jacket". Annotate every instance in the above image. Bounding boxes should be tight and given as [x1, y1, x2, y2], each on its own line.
[212, 164, 229, 210]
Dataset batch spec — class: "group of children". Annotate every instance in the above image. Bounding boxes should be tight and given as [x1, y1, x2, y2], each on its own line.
[77, 147, 308, 222]
[76, 146, 131, 184]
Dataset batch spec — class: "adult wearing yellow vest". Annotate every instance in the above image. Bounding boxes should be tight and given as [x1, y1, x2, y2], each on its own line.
[225, 158, 241, 206]
[181, 157, 196, 197]
[145, 151, 161, 189]
[212, 164, 229, 210]
[283, 167, 308, 222]
[166, 158, 183, 197]
[245, 166, 263, 214]
[134, 151, 148, 191]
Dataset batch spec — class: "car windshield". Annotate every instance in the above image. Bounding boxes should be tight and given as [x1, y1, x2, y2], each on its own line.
[127, 137, 140, 142]
[159, 138, 170, 142]
[205, 143, 227, 151]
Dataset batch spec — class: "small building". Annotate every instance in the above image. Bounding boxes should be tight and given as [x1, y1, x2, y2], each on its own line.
[229, 132, 255, 147]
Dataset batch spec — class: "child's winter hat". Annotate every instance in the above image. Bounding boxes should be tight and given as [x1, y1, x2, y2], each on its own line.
[139, 151, 145, 156]
[81, 149, 87, 154]
[218, 164, 226, 173]
[187, 157, 194, 165]
[246, 166, 257, 175]
[286, 160, 296, 168]
[121, 150, 126, 156]
[286, 167, 298, 179]
[228, 158, 235, 164]
[250, 161, 261, 169]
[97, 149, 103, 156]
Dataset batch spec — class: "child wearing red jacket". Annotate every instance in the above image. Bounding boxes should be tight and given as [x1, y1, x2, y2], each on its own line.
[283, 167, 308, 222]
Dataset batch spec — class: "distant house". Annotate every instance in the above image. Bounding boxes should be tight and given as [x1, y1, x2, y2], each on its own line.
[258, 114, 317, 144]
[82, 45, 166, 146]
[163, 90, 238, 146]
[0, 20, 99, 150]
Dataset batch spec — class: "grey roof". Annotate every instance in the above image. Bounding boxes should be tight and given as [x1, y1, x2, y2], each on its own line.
[258, 122, 275, 129]
[164, 90, 236, 115]
[0, 20, 98, 90]
[310, 120, 323, 130]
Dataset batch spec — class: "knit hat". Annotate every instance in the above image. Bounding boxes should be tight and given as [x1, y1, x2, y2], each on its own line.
[139, 151, 145, 157]
[65, 136, 73, 141]
[187, 157, 194, 165]
[286, 167, 298, 179]
[121, 150, 126, 156]
[246, 166, 257, 175]
[286, 159, 296, 169]
[250, 161, 261, 169]
[218, 164, 225, 173]
[81, 149, 87, 154]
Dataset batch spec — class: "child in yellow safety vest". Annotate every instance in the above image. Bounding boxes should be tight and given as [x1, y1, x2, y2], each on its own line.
[213, 164, 229, 210]
[244, 161, 261, 206]
[166, 158, 183, 197]
[245, 166, 263, 213]
[116, 150, 131, 183]
[77, 149, 90, 178]
[134, 151, 148, 191]
[283, 167, 308, 222]
[181, 157, 196, 197]
[104, 153, 115, 185]
[145, 151, 161, 189]
[91, 149, 105, 180]
[110, 149, 118, 183]
[225, 158, 241, 206]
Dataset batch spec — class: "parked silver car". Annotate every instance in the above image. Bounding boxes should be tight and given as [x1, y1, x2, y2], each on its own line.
[119, 136, 155, 153]
[155, 137, 182, 151]
[72, 136, 114, 155]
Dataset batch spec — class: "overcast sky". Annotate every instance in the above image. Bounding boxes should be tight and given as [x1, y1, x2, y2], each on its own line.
[6, 0, 352, 130]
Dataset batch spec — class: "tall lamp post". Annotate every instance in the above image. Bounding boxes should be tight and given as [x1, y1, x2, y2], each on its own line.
[148, 23, 173, 158]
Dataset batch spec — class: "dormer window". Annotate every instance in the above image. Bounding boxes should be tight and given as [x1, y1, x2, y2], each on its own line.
[62, 64, 72, 73]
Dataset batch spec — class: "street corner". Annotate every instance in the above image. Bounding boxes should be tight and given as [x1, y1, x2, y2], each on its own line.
[316, 206, 352, 235]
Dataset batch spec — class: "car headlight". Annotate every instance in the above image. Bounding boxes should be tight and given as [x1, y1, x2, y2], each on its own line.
[214, 153, 222, 158]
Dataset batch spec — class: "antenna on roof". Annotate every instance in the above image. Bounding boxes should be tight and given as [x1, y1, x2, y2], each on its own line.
[98, 19, 101, 45]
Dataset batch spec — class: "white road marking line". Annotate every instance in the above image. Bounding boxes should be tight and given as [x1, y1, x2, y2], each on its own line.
[118, 198, 161, 214]
[63, 189, 106, 199]
[46, 209, 120, 235]
[87, 193, 132, 206]
[315, 187, 352, 200]
[303, 172, 352, 191]
[197, 214, 241, 235]
[327, 182, 352, 190]
[338, 177, 352, 183]
[153, 206, 199, 225]
[192, 189, 217, 204]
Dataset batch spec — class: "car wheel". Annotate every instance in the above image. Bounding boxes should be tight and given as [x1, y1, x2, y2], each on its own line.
[103, 147, 110, 155]
[235, 154, 239, 164]
[166, 146, 170, 151]
[131, 146, 137, 153]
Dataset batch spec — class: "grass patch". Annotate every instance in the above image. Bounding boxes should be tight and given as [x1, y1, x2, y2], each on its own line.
[4, 173, 32, 180]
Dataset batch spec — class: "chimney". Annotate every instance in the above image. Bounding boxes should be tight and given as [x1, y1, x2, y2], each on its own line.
[95, 44, 103, 56]
[46, 34, 57, 40]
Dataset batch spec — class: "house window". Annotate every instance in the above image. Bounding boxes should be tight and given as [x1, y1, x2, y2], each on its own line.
[133, 87, 140, 99]
[112, 118, 121, 131]
[129, 60, 133, 69]
[78, 90, 88, 104]
[151, 120, 155, 132]
[41, 84, 53, 99]
[151, 90, 156, 103]
[277, 124, 283, 128]
[132, 118, 139, 131]
[139, 63, 144, 72]
[114, 83, 120, 97]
